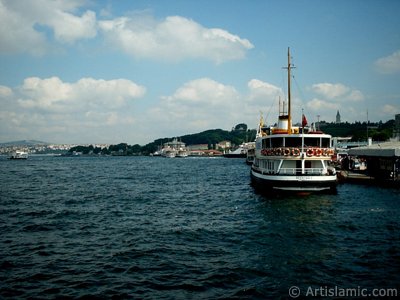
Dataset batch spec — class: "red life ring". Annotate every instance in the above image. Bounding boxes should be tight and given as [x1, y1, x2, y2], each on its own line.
[292, 148, 300, 156]
[306, 148, 314, 157]
[284, 148, 291, 156]
[315, 148, 322, 156]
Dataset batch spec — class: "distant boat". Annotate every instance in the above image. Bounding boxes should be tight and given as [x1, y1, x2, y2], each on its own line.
[157, 138, 188, 158]
[246, 144, 255, 165]
[176, 149, 188, 158]
[9, 150, 28, 160]
[223, 143, 253, 158]
[250, 48, 337, 193]
[163, 150, 176, 158]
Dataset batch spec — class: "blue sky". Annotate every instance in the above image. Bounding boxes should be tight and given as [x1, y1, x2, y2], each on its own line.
[1, 0, 399, 144]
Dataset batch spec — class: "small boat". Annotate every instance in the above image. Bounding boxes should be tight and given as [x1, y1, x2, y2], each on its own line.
[223, 142, 253, 158]
[9, 150, 28, 160]
[250, 48, 337, 193]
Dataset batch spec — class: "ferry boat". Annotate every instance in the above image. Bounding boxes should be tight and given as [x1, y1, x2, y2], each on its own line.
[9, 150, 29, 160]
[250, 48, 337, 193]
[159, 138, 188, 158]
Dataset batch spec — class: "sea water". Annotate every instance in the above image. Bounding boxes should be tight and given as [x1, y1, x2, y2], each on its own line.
[1, 156, 399, 298]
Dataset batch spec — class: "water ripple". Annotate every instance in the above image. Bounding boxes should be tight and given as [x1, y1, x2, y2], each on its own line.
[0, 156, 399, 298]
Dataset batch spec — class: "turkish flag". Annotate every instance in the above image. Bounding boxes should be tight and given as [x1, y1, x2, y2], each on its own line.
[302, 114, 308, 127]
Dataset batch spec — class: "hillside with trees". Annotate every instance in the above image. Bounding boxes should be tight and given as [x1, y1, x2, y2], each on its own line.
[319, 119, 394, 142]
[142, 124, 256, 155]
[67, 119, 395, 156]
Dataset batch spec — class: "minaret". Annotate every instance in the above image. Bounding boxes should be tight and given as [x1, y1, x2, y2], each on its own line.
[336, 110, 341, 124]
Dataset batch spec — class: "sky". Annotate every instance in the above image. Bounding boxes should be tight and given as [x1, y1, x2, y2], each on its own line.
[0, 0, 399, 145]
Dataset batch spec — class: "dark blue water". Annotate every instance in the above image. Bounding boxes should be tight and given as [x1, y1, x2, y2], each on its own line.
[1, 156, 399, 299]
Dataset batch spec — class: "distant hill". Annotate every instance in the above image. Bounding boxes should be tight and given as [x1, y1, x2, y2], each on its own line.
[0, 140, 49, 146]
[319, 119, 395, 141]
[142, 126, 257, 154]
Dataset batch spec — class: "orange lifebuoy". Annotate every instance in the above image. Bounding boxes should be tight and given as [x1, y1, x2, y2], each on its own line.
[306, 148, 314, 157]
[292, 148, 300, 156]
[328, 149, 335, 156]
[322, 148, 328, 156]
[315, 148, 322, 156]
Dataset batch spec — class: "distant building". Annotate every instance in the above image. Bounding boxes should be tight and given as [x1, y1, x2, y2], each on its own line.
[217, 140, 231, 151]
[186, 144, 208, 151]
[336, 110, 341, 124]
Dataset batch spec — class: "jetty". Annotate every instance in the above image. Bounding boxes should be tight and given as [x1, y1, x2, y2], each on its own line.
[343, 141, 400, 187]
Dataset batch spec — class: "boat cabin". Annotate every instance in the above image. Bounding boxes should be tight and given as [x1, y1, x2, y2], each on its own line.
[260, 134, 331, 149]
[254, 132, 334, 176]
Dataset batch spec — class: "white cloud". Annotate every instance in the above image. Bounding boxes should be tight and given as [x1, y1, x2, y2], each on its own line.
[48, 10, 97, 44]
[98, 15, 254, 63]
[0, 1, 253, 62]
[374, 50, 400, 74]
[304, 82, 365, 122]
[17, 76, 145, 112]
[311, 83, 350, 99]
[145, 78, 287, 138]
[247, 79, 282, 99]
[0, 85, 13, 97]
[0, 76, 146, 143]
[0, 0, 48, 55]
[243, 79, 285, 124]
[148, 78, 242, 135]
[306, 98, 339, 111]
[346, 90, 364, 102]
[381, 104, 400, 115]
[0, 0, 96, 54]
[163, 77, 239, 105]
[310, 82, 364, 102]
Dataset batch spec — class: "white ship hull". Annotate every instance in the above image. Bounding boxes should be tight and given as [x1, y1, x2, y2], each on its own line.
[251, 167, 337, 192]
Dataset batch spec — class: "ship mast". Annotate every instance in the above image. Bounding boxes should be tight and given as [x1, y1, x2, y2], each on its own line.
[285, 47, 295, 134]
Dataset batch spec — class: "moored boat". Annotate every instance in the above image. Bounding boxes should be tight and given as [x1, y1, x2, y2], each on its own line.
[246, 146, 255, 165]
[176, 149, 189, 158]
[223, 142, 254, 158]
[250, 48, 337, 193]
[159, 138, 188, 158]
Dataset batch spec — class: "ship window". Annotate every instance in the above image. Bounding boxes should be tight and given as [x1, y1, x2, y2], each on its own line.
[271, 137, 284, 147]
[304, 137, 319, 147]
[321, 138, 330, 147]
[285, 137, 302, 147]
[262, 139, 270, 149]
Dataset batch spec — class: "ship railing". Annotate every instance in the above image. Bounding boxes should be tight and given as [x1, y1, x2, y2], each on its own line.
[278, 168, 325, 175]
